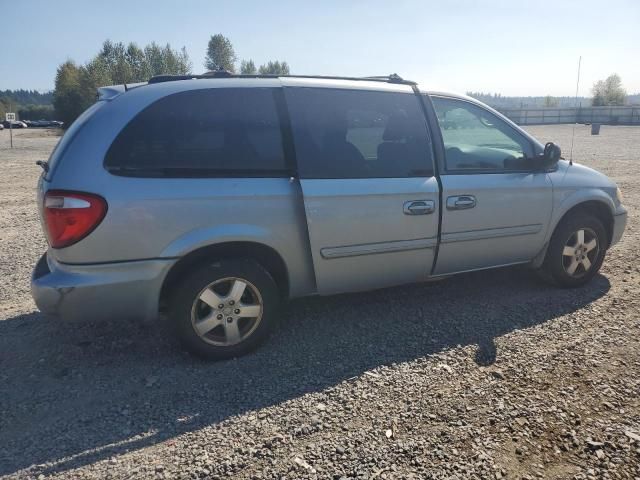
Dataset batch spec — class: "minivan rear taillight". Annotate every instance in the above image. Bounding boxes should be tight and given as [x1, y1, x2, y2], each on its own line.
[44, 191, 107, 248]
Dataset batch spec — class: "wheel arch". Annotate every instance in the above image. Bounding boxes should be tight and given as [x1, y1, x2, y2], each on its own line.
[533, 197, 614, 269]
[159, 241, 289, 312]
[554, 200, 614, 247]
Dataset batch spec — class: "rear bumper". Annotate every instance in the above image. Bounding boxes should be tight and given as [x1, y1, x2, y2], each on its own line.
[31, 253, 175, 323]
[610, 207, 627, 247]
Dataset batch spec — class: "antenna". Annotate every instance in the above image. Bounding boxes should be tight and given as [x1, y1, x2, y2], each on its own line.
[569, 56, 582, 166]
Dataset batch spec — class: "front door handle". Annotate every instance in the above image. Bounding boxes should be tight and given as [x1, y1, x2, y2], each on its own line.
[403, 199, 435, 215]
[446, 195, 476, 210]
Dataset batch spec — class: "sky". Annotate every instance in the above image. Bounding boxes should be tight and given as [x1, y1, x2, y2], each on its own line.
[1, 0, 639, 96]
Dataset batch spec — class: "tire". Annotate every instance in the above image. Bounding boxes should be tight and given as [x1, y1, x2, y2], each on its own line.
[540, 211, 607, 288]
[169, 258, 280, 359]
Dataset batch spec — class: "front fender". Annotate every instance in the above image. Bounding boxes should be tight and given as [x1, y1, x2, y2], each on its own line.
[532, 189, 616, 268]
[549, 188, 615, 241]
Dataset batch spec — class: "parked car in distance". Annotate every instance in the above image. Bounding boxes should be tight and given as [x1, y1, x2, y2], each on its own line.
[31, 73, 627, 359]
[22, 120, 64, 128]
[2, 120, 27, 128]
[0, 123, 4, 130]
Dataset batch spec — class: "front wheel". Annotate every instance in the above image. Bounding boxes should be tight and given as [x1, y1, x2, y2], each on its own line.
[169, 259, 280, 359]
[540, 212, 607, 287]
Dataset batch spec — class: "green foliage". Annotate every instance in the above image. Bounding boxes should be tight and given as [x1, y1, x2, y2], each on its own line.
[145, 43, 192, 78]
[543, 95, 559, 107]
[258, 60, 290, 75]
[53, 40, 192, 126]
[0, 90, 53, 120]
[205, 35, 291, 76]
[0, 97, 11, 122]
[592, 74, 627, 106]
[205, 34, 236, 72]
[240, 59, 257, 75]
[0, 89, 52, 106]
[53, 61, 85, 127]
[17, 104, 55, 120]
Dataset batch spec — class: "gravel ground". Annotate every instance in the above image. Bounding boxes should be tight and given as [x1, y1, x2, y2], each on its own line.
[0, 125, 638, 479]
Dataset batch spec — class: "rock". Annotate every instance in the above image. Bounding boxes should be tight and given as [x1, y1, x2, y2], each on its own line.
[624, 430, 640, 442]
[438, 363, 453, 374]
[293, 457, 315, 473]
[515, 417, 528, 427]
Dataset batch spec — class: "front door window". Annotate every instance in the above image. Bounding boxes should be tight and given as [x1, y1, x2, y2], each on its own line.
[431, 97, 534, 172]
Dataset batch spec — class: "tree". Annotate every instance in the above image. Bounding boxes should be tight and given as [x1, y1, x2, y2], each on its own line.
[258, 60, 290, 75]
[592, 74, 626, 106]
[544, 95, 558, 107]
[0, 89, 52, 105]
[125, 43, 148, 80]
[0, 90, 53, 120]
[204, 34, 236, 72]
[17, 104, 55, 120]
[53, 61, 86, 127]
[0, 97, 11, 120]
[53, 39, 192, 126]
[240, 59, 257, 75]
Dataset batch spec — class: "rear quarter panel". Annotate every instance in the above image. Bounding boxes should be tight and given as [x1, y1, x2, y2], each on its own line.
[44, 79, 317, 298]
[47, 175, 317, 298]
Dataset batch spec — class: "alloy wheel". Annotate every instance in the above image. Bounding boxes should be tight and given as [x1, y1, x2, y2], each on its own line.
[562, 228, 599, 278]
[190, 277, 263, 346]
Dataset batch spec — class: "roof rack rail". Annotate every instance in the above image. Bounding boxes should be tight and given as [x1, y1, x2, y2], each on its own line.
[147, 72, 416, 86]
[360, 73, 411, 84]
[202, 69, 234, 77]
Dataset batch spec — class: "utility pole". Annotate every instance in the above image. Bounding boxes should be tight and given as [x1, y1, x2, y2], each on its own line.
[7, 103, 14, 149]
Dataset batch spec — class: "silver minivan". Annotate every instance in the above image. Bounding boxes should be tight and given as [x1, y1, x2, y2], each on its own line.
[31, 73, 627, 359]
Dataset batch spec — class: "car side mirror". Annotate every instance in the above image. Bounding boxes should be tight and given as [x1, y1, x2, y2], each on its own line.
[541, 142, 561, 168]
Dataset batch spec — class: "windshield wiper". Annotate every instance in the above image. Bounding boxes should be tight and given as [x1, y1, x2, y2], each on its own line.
[36, 160, 49, 173]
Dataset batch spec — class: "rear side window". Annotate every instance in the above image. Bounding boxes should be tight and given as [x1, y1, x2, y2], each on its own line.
[285, 88, 434, 179]
[46, 101, 105, 180]
[105, 88, 287, 176]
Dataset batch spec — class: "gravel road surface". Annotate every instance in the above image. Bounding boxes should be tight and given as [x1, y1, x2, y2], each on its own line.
[0, 125, 638, 479]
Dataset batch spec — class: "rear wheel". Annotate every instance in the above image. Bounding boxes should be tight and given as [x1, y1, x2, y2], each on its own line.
[540, 212, 607, 287]
[169, 259, 280, 359]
